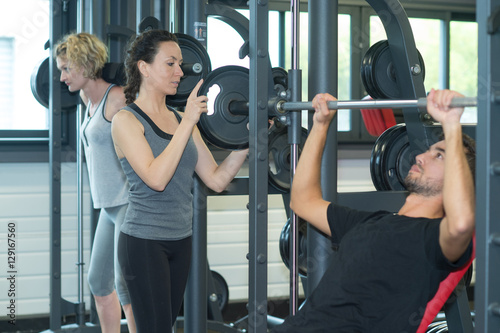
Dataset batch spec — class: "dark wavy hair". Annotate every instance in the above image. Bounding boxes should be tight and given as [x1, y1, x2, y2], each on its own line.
[123, 29, 178, 104]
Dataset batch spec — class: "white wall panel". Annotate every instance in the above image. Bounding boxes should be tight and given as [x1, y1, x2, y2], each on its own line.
[0, 159, 374, 318]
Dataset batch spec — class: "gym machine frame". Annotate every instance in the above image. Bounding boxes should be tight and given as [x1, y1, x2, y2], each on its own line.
[474, 0, 500, 331]
[44, 0, 101, 332]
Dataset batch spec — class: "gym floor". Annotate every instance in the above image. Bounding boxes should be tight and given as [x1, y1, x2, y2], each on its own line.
[0, 298, 296, 333]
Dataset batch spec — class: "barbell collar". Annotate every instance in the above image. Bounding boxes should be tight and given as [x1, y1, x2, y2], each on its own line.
[279, 97, 477, 112]
[181, 62, 203, 76]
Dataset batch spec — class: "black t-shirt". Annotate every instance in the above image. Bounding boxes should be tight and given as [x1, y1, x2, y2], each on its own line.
[273, 203, 472, 333]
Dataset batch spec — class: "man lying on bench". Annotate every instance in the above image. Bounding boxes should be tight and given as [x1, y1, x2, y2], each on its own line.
[272, 89, 476, 333]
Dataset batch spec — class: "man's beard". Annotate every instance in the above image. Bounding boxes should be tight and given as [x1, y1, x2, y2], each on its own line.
[404, 174, 442, 197]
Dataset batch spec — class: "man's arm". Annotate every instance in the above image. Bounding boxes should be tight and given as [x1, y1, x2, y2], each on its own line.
[427, 89, 475, 262]
[290, 93, 337, 236]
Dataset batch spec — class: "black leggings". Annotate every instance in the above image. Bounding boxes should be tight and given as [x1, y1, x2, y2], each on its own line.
[118, 232, 192, 333]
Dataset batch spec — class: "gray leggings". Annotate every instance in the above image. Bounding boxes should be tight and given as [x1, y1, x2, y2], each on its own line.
[87, 204, 131, 305]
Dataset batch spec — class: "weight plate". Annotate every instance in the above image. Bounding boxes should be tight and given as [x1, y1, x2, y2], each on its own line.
[166, 33, 212, 107]
[210, 270, 229, 312]
[370, 123, 413, 191]
[361, 40, 425, 100]
[361, 41, 383, 99]
[138, 16, 162, 33]
[268, 124, 308, 192]
[102, 62, 127, 86]
[198, 65, 249, 150]
[272, 67, 288, 96]
[30, 57, 79, 109]
[279, 218, 308, 277]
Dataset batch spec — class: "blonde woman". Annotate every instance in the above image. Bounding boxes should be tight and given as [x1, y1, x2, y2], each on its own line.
[55, 32, 136, 333]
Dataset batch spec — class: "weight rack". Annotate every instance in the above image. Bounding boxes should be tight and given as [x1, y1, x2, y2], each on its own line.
[474, 0, 500, 331]
[43, 0, 500, 332]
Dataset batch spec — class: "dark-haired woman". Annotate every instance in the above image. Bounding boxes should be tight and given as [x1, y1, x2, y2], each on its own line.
[111, 29, 248, 332]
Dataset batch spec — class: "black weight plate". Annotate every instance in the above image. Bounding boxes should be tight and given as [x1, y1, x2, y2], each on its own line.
[279, 218, 308, 277]
[138, 16, 162, 33]
[166, 33, 212, 107]
[272, 67, 288, 96]
[198, 65, 249, 150]
[30, 57, 79, 109]
[361, 40, 384, 99]
[370, 123, 413, 191]
[362, 40, 400, 99]
[370, 124, 403, 190]
[102, 62, 127, 86]
[210, 270, 229, 312]
[361, 40, 426, 100]
[268, 125, 308, 192]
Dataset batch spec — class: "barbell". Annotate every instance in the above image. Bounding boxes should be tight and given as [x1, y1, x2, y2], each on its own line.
[276, 97, 478, 112]
[197, 65, 478, 150]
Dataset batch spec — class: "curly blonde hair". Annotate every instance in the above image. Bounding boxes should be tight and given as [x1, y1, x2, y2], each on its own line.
[55, 32, 108, 80]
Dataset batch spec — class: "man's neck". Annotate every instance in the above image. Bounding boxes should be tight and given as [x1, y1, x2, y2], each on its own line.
[397, 193, 444, 219]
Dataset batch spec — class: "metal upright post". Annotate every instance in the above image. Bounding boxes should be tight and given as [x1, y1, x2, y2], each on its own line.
[248, 0, 270, 332]
[48, 0, 64, 329]
[136, 0, 153, 31]
[183, 0, 207, 47]
[287, 0, 302, 316]
[306, 0, 338, 296]
[184, 177, 208, 333]
[474, 0, 500, 331]
[75, 1, 86, 326]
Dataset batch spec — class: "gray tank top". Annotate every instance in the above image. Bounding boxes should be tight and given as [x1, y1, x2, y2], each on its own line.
[119, 103, 198, 240]
[81, 84, 129, 209]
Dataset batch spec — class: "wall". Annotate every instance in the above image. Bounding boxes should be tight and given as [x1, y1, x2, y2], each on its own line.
[0, 158, 375, 319]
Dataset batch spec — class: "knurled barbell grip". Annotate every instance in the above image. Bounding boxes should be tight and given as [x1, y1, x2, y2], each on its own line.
[279, 97, 477, 111]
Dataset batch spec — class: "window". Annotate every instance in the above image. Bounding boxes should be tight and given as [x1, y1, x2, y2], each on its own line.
[0, 38, 14, 128]
[369, 16, 441, 92]
[207, 10, 352, 132]
[207, 10, 282, 69]
[0, 0, 50, 130]
[450, 21, 477, 124]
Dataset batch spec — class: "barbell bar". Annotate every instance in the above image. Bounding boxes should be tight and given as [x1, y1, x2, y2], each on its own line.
[277, 96, 478, 112]
[226, 96, 477, 117]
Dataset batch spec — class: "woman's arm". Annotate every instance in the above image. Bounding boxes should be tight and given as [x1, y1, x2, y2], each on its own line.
[192, 126, 248, 193]
[111, 81, 208, 191]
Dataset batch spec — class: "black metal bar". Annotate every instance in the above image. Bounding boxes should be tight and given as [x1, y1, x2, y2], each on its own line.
[228, 100, 250, 115]
[184, 177, 208, 333]
[182, 1, 208, 331]
[364, 0, 428, 155]
[183, 0, 207, 47]
[306, 0, 338, 298]
[248, 0, 270, 331]
[443, 281, 474, 333]
[205, 3, 249, 41]
[475, 0, 500, 331]
[136, 0, 153, 31]
[49, 1, 63, 328]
